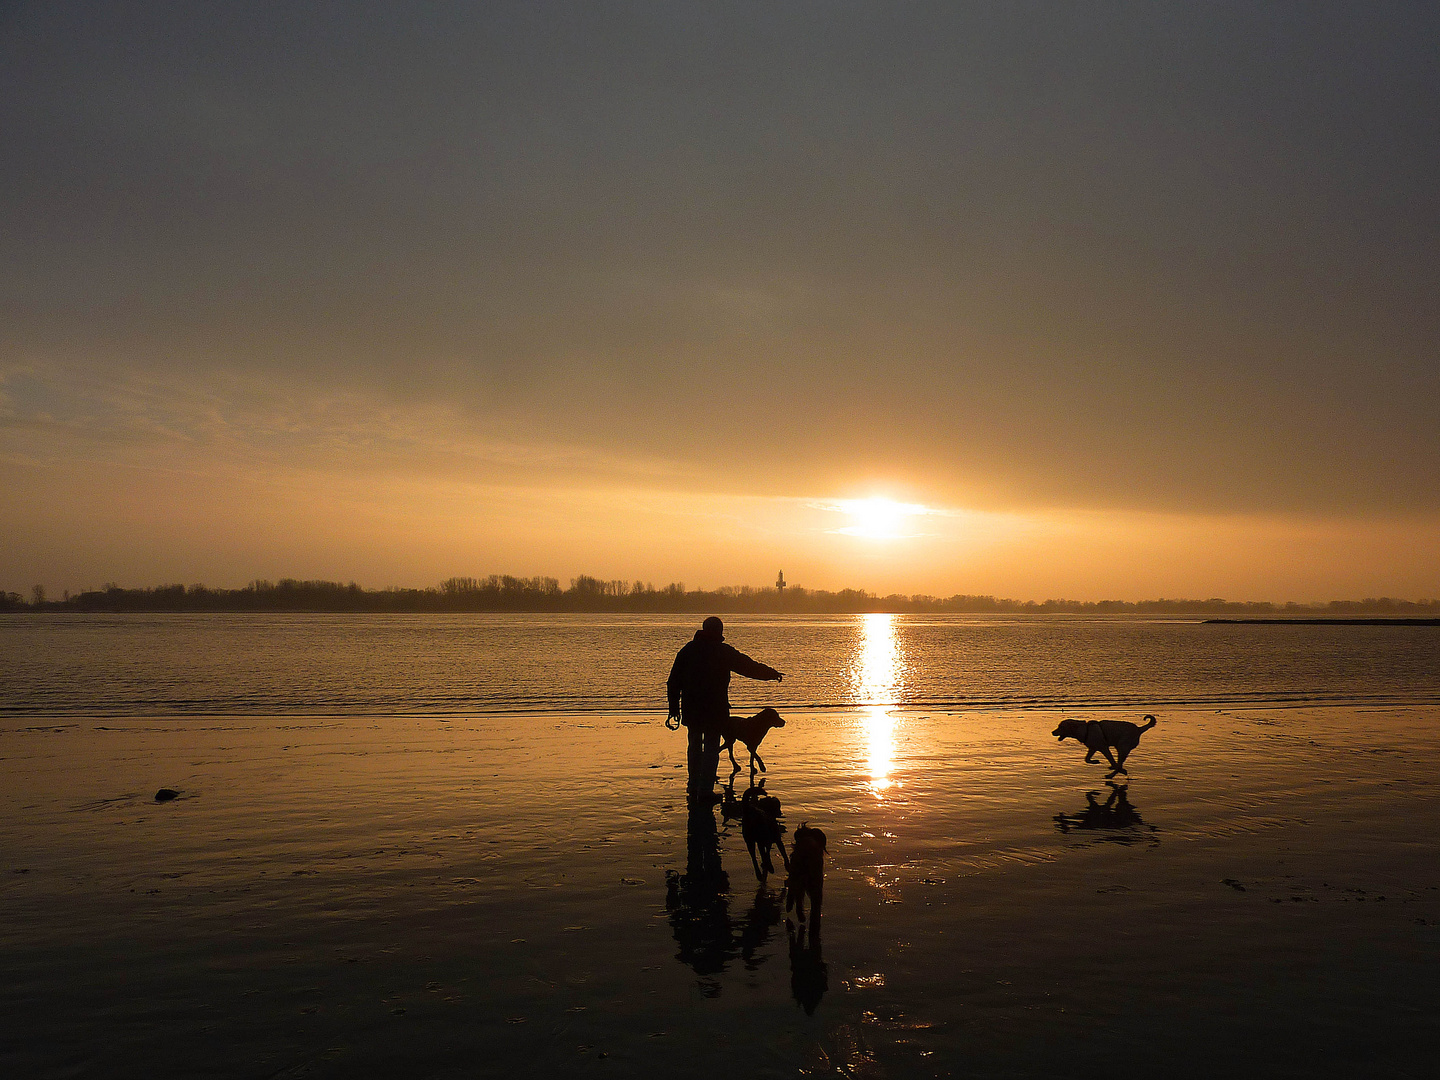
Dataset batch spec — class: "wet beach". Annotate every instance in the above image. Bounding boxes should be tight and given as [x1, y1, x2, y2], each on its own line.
[3, 704, 1437, 1078]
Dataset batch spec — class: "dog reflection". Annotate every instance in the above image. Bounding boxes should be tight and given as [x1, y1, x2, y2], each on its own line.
[738, 884, 784, 971]
[719, 782, 744, 827]
[787, 918, 827, 1014]
[720, 779, 792, 882]
[1053, 783, 1159, 844]
[741, 781, 790, 881]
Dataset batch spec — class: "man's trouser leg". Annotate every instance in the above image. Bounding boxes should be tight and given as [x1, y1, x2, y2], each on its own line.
[686, 724, 707, 798]
[686, 723, 720, 801]
[701, 730, 721, 793]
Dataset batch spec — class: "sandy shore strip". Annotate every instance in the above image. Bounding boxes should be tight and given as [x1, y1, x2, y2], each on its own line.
[2, 705, 1437, 1078]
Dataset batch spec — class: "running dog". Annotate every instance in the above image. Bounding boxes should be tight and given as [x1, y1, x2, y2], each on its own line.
[784, 823, 827, 922]
[719, 707, 786, 777]
[740, 783, 789, 881]
[1052, 714, 1157, 777]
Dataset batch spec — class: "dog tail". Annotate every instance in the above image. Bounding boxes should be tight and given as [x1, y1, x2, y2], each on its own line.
[1139, 713, 1157, 732]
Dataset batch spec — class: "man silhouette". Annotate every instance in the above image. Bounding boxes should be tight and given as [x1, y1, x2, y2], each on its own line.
[668, 617, 783, 804]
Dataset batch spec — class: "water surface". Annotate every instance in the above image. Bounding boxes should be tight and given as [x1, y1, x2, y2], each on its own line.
[4, 612, 1438, 715]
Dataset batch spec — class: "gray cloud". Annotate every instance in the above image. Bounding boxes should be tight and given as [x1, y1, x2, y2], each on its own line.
[3, 0, 1438, 524]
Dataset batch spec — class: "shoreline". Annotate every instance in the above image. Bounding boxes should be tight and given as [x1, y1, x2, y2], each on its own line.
[5, 696, 1440, 723]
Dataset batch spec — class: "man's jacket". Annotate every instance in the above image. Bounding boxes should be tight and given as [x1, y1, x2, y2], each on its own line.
[667, 630, 779, 727]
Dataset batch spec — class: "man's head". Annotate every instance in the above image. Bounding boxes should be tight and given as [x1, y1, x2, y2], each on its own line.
[700, 616, 724, 640]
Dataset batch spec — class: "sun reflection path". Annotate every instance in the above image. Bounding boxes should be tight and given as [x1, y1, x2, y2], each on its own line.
[851, 613, 905, 797]
[863, 706, 896, 795]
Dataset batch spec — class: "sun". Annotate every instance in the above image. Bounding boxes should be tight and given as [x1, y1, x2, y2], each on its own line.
[834, 497, 929, 539]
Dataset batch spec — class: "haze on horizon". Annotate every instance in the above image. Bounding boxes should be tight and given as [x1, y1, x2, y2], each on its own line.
[3, 2, 1437, 603]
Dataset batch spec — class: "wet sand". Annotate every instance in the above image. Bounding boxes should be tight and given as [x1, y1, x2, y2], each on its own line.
[2, 706, 1438, 1078]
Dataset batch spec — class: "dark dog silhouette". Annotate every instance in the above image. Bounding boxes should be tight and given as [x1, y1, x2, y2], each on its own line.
[719, 707, 786, 778]
[784, 823, 827, 922]
[1052, 714, 1156, 777]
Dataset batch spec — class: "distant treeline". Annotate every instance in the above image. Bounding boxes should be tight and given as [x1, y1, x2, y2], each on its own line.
[4, 575, 1439, 616]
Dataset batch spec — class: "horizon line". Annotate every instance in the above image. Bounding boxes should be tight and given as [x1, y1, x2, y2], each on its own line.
[6, 575, 1437, 613]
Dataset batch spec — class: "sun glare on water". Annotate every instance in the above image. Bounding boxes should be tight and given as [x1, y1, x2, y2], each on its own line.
[834, 497, 930, 539]
[853, 613, 905, 796]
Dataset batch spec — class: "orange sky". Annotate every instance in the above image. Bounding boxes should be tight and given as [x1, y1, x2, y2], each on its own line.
[2, 3, 1438, 600]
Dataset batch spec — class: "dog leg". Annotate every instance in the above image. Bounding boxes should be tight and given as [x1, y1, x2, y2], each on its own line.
[1108, 745, 1130, 776]
[1094, 743, 1122, 774]
[753, 749, 766, 774]
[747, 839, 765, 881]
[726, 741, 742, 774]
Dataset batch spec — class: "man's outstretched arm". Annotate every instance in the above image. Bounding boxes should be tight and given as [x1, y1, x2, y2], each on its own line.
[727, 647, 784, 682]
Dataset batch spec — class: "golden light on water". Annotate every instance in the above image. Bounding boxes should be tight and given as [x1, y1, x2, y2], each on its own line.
[852, 612, 904, 796]
[857, 612, 901, 699]
[863, 707, 896, 795]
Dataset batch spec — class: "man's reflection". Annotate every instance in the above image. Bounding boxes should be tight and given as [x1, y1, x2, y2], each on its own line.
[666, 780, 828, 1013]
[665, 803, 732, 993]
[665, 801, 785, 994]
